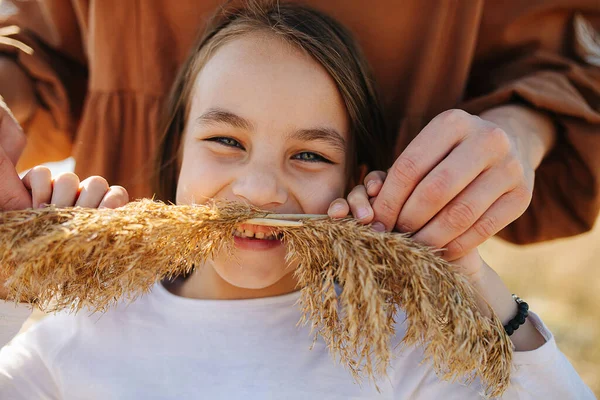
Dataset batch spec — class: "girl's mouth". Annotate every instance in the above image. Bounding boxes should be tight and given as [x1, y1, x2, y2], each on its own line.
[232, 223, 284, 250]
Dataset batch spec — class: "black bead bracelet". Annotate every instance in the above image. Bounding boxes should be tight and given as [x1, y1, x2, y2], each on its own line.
[503, 294, 529, 336]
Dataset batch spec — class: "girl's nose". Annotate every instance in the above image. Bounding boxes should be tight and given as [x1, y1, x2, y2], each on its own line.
[231, 166, 288, 208]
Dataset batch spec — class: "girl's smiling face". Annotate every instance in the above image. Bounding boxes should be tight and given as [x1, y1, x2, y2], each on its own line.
[175, 32, 350, 299]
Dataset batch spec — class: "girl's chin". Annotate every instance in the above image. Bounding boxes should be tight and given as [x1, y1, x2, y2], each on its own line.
[218, 265, 288, 289]
[215, 256, 297, 291]
[210, 240, 298, 291]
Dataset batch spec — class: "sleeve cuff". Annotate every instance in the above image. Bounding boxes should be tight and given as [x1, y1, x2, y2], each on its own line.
[511, 311, 558, 366]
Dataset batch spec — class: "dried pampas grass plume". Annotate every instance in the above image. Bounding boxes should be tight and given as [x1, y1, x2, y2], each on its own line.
[0, 199, 511, 397]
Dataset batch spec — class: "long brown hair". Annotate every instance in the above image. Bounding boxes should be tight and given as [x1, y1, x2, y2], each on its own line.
[153, 1, 393, 202]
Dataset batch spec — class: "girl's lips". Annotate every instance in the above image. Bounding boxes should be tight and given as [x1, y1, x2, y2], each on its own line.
[233, 235, 283, 251]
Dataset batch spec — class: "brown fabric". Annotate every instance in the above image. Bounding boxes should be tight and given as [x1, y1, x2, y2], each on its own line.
[0, 0, 599, 244]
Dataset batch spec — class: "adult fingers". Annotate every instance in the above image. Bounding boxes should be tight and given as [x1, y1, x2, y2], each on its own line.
[0, 96, 26, 165]
[0, 145, 31, 210]
[75, 176, 110, 208]
[347, 185, 374, 223]
[410, 164, 516, 248]
[327, 198, 350, 219]
[442, 185, 532, 261]
[371, 109, 475, 231]
[363, 170, 386, 197]
[50, 172, 80, 207]
[99, 186, 129, 209]
[21, 166, 52, 208]
[397, 127, 509, 233]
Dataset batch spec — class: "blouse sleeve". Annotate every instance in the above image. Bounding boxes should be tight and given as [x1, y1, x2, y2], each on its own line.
[389, 310, 594, 398]
[499, 311, 596, 399]
[0, 300, 31, 347]
[0, 0, 88, 165]
[0, 308, 61, 399]
[462, 8, 600, 244]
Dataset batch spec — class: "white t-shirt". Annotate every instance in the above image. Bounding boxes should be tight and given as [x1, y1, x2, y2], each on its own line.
[0, 283, 594, 399]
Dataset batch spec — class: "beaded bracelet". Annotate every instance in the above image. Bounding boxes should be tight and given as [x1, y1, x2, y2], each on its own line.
[504, 294, 529, 336]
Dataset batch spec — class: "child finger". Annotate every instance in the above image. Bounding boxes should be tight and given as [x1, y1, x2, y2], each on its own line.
[99, 186, 129, 209]
[76, 176, 110, 208]
[21, 166, 52, 208]
[347, 185, 374, 223]
[364, 170, 387, 197]
[327, 198, 350, 218]
[50, 172, 80, 207]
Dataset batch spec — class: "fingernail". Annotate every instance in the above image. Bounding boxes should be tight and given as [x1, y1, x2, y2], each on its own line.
[38, 203, 50, 209]
[371, 222, 386, 232]
[356, 207, 371, 220]
[329, 202, 345, 214]
[366, 180, 376, 192]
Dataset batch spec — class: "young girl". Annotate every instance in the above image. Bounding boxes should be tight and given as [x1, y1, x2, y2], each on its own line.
[0, 2, 593, 399]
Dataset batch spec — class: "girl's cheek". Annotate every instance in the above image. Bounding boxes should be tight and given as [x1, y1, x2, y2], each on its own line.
[176, 156, 232, 205]
[291, 173, 346, 213]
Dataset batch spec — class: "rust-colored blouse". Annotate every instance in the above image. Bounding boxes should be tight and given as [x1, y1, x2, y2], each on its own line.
[1, 0, 599, 244]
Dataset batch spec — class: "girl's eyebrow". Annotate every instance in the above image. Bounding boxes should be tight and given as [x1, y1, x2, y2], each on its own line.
[196, 107, 346, 152]
[196, 108, 254, 131]
[287, 128, 346, 153]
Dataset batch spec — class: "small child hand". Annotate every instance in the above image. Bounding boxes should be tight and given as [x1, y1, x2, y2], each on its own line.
[21, 166, 129, 209]
[327, 170, 387, 231]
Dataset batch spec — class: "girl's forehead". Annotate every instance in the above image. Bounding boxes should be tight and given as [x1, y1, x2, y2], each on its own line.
[187, 33, 349, 137]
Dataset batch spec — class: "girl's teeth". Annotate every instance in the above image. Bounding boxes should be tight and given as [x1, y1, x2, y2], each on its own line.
[233, 227, 280, 240]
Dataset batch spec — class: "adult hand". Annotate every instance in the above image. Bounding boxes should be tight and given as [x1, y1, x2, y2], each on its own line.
[0, 96, 31, 210]
[369, 109, 535, 261]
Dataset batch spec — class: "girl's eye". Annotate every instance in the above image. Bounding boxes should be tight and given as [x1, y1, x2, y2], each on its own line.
[292, 152, 333, 164]
[206, 137, 244, 149]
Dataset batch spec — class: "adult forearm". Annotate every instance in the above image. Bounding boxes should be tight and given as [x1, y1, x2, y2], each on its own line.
[480, 104, 557, 170]
[0, 56, 36, 124]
